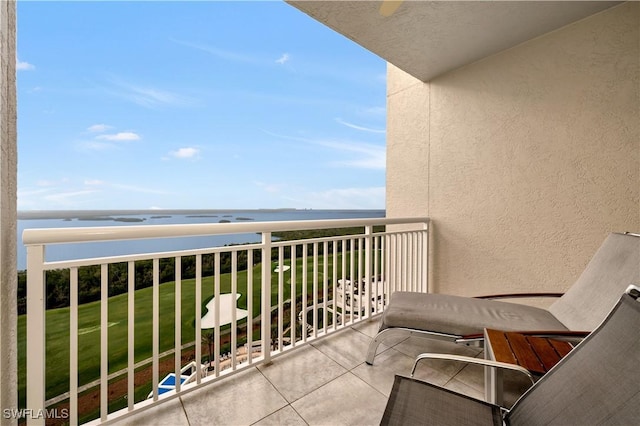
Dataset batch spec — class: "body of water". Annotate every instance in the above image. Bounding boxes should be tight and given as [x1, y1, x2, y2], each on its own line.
[17, 209, 385, 270]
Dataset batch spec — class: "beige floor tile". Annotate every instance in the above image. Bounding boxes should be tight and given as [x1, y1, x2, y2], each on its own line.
[450, 353, 535, 408]
[311, 327, 372, 370]
[350, 317, 382, 337]
[111, 397, 189, 426]
[448, 361, 486, 395]
[351, 348, 415, 397]
[180, 368, 287, 425]
[292, 373, 387, 426]
[443, 376, 485, 401]
[258, 344, 347, 403]
[252, 405, 308, 426]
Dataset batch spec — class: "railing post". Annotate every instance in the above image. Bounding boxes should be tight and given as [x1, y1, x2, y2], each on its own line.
[364, 225, 373, 319]
[127, 261, 135, 408]
[26, 244, 46, 426]
[100, 264, 108, 421]
[195, 255, 202, 383]
[388, 234, 396, 293]
[261, 232, 272, 363]
[174, 256, 182, 392]
[422, 221, 429, 293]
[69, 268, 78, 424]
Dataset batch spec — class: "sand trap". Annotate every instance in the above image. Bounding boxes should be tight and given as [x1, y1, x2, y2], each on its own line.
[201, 293, 248, 329]
[274, 264, 290, 273]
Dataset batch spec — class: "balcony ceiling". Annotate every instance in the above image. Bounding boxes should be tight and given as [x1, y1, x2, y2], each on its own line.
[287, 1, 622, 81]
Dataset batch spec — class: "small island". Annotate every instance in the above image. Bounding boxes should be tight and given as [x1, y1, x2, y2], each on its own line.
[77, 216, 146, 223]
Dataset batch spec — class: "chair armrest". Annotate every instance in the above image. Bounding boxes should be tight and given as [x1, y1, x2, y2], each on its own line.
[475, 292, 564, 300]
[455, 330, 591, 346]
[411, 353, 535, 385]
[457, 330, 590, 342]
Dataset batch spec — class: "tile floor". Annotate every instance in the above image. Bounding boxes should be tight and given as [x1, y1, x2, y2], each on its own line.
[111, 320, 532, 425]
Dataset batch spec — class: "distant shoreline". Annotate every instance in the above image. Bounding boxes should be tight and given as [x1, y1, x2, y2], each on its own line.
[16, 209, 386, 270]
[17, 208, 385, 221]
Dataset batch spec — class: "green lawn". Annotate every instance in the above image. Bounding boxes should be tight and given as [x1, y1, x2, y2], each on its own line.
[18, 250, 367, 408]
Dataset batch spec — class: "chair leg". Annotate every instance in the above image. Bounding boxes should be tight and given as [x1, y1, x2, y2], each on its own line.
[366, 328, 460, 365]
[366, 331, 385, 365]
[366, 328, 408, 365]
[485, 364, 504, 405]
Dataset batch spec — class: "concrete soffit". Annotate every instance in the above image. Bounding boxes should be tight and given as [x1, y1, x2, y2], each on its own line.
[286, 1, 623, 82]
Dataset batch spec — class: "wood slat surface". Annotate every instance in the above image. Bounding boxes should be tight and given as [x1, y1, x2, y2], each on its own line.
[485, 329, 518, 364]
[486, 329, 575, 376]
[526, 336, 562, 373]
[507, 332, 545, 374]
[548, 338, 574, 358]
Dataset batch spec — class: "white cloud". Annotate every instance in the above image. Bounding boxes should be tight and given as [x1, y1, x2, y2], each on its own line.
[171, 38, 257, 63]
[255, 181, 282, 194]
[284, 186, 385, 210]
[335, 118, 385, 134]
[18, 187, 51, 198]
[18, 178, 168, 210]
[263, 130, 385, 170]
[128, 87, 185, 108]
[44, 190, 100, 205]
[36, 179, 58, 187]
[47, 190, 96, 199]
[87, 124, 111, 133]
[359, 106, 386, 117]
[169, 147, 200, 159]
[276, 53, 290, 65]
[20, 179, 101, 209]
[110, 183, 168, 194]
[17, 60, 35, 71]
[96, 132, 141, 141]
[309, 137, 385, 169]
[79, 141, 116, 151]
[106, 77, 196, 109]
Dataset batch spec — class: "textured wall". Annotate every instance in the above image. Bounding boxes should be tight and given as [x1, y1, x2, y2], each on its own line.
[386, 68, 430, 220]
[387, 2, 639, 297]
[0, 0, 17, 420]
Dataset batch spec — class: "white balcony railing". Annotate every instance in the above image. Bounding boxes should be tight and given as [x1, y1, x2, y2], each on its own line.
[23, 217, 429, 425]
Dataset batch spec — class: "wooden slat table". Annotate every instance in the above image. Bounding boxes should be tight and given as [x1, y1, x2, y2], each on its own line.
[484, 328, 575, 404]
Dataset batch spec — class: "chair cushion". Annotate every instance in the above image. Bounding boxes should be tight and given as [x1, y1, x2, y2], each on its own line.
[381, 292, 568, 336]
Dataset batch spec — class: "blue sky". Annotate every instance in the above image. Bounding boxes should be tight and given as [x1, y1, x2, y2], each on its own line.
[16, 1, 386, 211]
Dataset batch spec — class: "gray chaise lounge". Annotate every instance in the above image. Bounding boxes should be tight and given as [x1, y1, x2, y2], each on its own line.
[380, 286, 640, 425]
[366, 232, 640, 365]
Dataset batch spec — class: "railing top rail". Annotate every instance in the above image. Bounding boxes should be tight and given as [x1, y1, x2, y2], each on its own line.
[23, 216, 430, 246]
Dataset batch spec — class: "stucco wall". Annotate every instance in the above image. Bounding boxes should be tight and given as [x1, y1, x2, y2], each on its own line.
[387, 2, 639, 297]
[0, 0, 17, 420]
